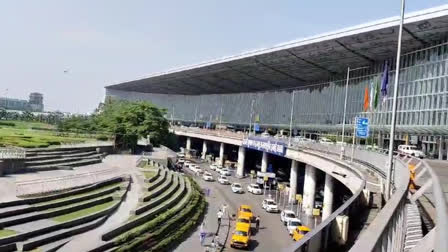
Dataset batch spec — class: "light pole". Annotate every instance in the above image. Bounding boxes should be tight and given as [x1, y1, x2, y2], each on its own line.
[249, 99, 255, 135]
[288, 90, 295, 146]
[340, 66, 369, 159]
[385, 0, 405, 201]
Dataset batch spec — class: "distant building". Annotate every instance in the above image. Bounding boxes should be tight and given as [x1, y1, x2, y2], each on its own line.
[0, 92, 44, 112]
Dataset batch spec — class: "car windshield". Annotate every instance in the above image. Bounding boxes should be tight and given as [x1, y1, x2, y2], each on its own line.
[290, 221, 301, 226]
[252, 185, 260, 189]
[286, 213, 296, 218]
[233, 184, 241, 188]
[238, 218, 250, 223]
[241, 208, 251, 213]
[234, 230, 248, 236]
[409, 146, 417, 149]
[267, 201, 276, 205]
[300, 230, 309, 235]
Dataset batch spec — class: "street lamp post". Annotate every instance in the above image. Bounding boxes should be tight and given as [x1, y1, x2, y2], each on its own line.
[288, 90, 295, 146]
[385, 0, 406, 200]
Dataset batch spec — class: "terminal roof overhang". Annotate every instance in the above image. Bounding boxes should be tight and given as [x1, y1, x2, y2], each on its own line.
[106, 5, 448, 95]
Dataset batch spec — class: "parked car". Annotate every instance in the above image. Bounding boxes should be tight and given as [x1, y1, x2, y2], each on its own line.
[262, 199, 279, 213]
[280, 210, 297, 225]
[286, 218, 302, 235]
[202, 172, 214, 181]
[218, 175, 230, 185]
[261, 131, 270, 138]
[247, 184, 262, 195]
[220, 168, 231, 176]
[210, 164, 217, 171]
[398, 145, 425, 158]
[319, 137, 333, 144]
[231, 183, 244, 193]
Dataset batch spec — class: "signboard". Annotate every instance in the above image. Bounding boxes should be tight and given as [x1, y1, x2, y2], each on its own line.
[242, 137, 286, 156]
[295, 194, 303, 203]
[312, 208, 321, 216]
[355, 117, 369, 138]
[254, 123, 260, 132]
[206, 122, 211, 129]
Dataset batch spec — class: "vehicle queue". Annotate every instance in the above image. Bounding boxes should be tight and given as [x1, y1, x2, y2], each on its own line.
[180, 156, 311, 249]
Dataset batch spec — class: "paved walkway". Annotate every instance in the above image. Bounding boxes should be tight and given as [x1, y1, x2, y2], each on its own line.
[419, 159, 448, 202]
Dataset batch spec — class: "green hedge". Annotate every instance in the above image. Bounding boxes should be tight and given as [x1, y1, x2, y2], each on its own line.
[115, 178, 205, 252]
[0, 121, 15, 127]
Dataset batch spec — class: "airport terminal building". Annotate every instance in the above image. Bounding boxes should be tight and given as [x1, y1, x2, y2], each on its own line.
[106, 6, 448, 159]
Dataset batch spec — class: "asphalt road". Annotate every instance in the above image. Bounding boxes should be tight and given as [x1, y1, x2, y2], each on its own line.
[175, 160, 318, 252]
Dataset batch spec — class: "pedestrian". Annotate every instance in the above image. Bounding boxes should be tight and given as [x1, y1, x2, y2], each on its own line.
[255, 215, 260, 232]
[217, 209, 223, 226]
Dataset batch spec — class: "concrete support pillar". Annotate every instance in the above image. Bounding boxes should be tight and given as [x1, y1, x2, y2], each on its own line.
[422, 141, 427, 154]
[289, 160, 298, 203]
[438, 136, 444, 160]
[237, 146, 246, 178]
[303, 164, 317, 216]
[219, 142, 225, 166]
[322, 174, 334, 220]
[201, 140, 207, 160]
[186, 137, 191, 150]
[261, 151, 268, 173]
[377, 132, 383, 148]
[446, 139, 448, 161]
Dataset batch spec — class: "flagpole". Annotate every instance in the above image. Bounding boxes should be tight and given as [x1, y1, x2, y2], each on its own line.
[288, 90, 295, 146]
[341, 67, 350, 159]
[385, 0, 405, 201]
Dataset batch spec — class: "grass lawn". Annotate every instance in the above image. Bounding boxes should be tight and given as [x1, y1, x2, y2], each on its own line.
[52, 200, 116, 222]
[34, 182, 123, 206]
[0, 229, 17, 238]
[0, 120, 93, 148]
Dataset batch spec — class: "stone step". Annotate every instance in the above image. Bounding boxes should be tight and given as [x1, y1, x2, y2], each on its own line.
[25, 154, 102, 166]
[26, 148, 95, 156]
[26, 151, 98, 161]
[26, 158, 102, 171]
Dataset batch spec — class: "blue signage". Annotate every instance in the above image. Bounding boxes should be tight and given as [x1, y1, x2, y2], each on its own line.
[242, 137, 286, 156]
[206, 122, 211, 129]
[356, 117, 369, 138]
[254, 123, 260, 132]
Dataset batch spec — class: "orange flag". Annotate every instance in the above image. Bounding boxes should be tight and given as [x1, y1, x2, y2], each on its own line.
[363, 86, 370, 112]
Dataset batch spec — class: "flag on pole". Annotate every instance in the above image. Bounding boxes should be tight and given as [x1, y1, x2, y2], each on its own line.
[380, 61, 389, 103]
[374, 76, 380, 109]
[363, 86, 370, 112]
[369, 81, 374, 111]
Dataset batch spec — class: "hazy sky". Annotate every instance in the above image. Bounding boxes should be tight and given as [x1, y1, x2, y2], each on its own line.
[1, 1, 446, 113]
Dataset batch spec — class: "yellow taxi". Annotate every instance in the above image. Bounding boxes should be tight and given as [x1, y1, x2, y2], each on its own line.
[238, 205, 253, 221]
[230, 225, 251, 249]
[292, 225, 311, 241]
[236, 216, 251, 230]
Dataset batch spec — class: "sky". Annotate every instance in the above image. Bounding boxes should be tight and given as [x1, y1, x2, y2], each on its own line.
[0, 0, 446, 113]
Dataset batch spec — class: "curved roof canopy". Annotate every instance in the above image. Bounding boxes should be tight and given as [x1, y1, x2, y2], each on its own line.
[107, 5, 448, 95]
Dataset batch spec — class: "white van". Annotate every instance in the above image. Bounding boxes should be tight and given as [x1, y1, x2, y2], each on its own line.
[398, 145, 425, 158]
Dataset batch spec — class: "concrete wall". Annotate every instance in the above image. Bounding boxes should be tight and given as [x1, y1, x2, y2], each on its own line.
[0, 159, 25, 175]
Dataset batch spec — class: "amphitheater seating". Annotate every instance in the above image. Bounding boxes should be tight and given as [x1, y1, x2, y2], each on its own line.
[25, 147, 104, 171]
[0, 176, 130, 252]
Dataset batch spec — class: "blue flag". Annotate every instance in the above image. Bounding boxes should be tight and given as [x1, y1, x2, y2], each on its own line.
[380, 61, 389, 102]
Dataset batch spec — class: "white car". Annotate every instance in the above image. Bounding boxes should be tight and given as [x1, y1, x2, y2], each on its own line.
[262, 199, 279, 213]
[220, 168, 231, 176]
[261, 131, 270, 138]
[231, 183, 243, 193]
[210, 164, 217, 171]
[319, 137, 333, 144]
[218, 175, 230, 185]
[178, 158, 185, 164]
[247, 184, 262, 195]
[398, 145, 425, 158]
[286, 218, 302, 234]
[202, 172, 214, 181]
[280, 210, 297, 225]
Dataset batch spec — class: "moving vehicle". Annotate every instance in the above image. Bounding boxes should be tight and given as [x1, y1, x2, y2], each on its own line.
[236, 216, 251, 230]
[286, 218, 302, 235]
[280, 210, 297, 225]
[238, 205, 253, 221]
[210, 164, 217, 171]
[247, 184, 262, 195]
[262, 199, 279, 213]
[230, 225, 250, 249]
[220, 168, 231, 176]
[231, 183, 244, 193]
[218, 175, 230, 185]
[319, 137, 333, 144]
[398, 145, 425, 158]
[292, 225, 311, 241]
[202, 172, 214, 181]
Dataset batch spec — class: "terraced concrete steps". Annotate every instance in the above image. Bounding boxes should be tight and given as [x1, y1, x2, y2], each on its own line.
[26, 158, 102, 171]
[26, 151, 99, 162]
